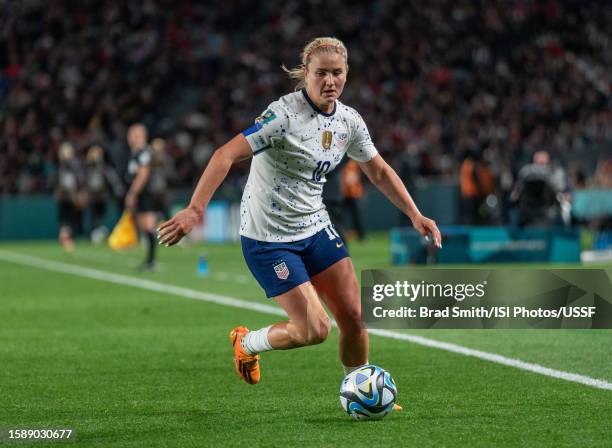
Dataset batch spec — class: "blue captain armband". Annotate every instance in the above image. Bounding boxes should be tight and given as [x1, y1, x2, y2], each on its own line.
[242, 123, 271, 154]
[243, 122, 263, 137]
[243, 108, 280, 153]
[243, 108, 277, 137]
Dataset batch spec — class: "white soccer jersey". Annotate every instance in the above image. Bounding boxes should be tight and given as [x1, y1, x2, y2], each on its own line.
[240, 90, 378, 242]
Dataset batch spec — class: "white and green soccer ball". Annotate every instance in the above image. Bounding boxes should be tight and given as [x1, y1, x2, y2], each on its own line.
[339, 365, 397, 420]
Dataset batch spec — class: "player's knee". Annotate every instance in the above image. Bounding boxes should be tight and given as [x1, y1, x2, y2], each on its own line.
[295, 315, 331, 346]
[290, 324, 311, 347]
[314, 315, 332, 343]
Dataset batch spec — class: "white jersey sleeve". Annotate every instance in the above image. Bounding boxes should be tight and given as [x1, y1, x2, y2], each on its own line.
[346, 111, 378, 163]
[242, 102, 290, 154]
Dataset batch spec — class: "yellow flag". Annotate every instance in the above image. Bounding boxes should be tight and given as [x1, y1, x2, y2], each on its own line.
[108, 211, 138, 250]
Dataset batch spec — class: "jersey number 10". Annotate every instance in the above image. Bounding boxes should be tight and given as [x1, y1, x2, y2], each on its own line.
[312, 161, 331, 181]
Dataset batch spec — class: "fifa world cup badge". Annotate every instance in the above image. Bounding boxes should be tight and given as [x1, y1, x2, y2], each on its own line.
[322, 131, 333, 150]
[255, 109, 277, 125]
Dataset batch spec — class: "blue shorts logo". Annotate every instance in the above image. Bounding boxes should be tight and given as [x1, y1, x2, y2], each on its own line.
[274, 261, 290, 280]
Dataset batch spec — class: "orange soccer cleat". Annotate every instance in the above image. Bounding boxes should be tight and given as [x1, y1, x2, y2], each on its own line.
[229, 326, 261, 385]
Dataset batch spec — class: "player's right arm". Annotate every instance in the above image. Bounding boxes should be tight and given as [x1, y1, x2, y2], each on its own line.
[157, 134, 252, 246]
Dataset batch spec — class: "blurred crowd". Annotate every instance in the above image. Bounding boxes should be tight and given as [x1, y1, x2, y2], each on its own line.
[1, 0, 611, 225]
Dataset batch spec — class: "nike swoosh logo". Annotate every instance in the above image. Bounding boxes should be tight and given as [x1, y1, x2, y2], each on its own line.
[300, 136, 314, 143]
[336, 242, 344, 248]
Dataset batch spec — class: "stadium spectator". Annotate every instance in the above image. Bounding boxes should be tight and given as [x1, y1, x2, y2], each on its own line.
[460, 151, 497, 225]
[460, 153, 483, 225]
[84, 144, 124, 243]
[54, 142, 83, 251]
[512, 150, 566, 226]
[591, 159, 612, 189]
[341, 159, 365, 240]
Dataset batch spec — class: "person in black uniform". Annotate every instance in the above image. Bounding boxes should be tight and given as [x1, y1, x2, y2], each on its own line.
[125, 123, 157, 270]
[54, 142, 84, 251]
[85, 145, 124, 243]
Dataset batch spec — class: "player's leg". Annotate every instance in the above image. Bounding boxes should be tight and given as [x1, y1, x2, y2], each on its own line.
[136, 211, 157, 269]
[92, 200, 106, 230]
[58, 201, 75, 252]
[268, 282, 331, 349]
[231, 236, 332, 384]
[310, 257, 368, 370]
[235, 281, 333, 353]
[308, 243, 402, 410]
[230, 281, 331, 385]
[301, 226, 367, 373]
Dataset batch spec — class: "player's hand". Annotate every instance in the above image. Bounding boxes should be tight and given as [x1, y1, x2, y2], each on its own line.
[157, 206, 203, 246]
[411, 213, 442, 248]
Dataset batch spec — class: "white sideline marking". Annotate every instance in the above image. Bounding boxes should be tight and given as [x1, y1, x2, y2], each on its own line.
[69, 251, 168, 271]
[1, 250, 611, 392]
[0, 251, 283, 317]
[368, 329, 612, 391]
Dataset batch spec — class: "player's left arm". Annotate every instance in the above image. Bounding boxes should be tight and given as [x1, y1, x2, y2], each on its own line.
[359, 154, 442, 248]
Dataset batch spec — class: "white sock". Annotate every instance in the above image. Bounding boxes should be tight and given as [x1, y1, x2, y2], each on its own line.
[343, 362, 368, 376]
[241, 326, 273, 355]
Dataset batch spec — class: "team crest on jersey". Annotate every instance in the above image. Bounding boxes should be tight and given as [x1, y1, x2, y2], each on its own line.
[255, 109, 277, 125]
[273, 261, 290, 280]
[322, 130, 333, 150]
[337, 132, 348, 148]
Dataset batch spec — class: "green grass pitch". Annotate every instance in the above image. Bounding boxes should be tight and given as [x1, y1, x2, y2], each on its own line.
[1, 234, 611, 447]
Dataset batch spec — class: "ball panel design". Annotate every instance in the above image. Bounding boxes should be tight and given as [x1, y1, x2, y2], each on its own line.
[339, 365, 398, 420]
[339, 395, 349, 412]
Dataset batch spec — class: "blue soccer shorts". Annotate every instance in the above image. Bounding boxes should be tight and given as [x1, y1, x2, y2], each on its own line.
[241, 225, 349, 298]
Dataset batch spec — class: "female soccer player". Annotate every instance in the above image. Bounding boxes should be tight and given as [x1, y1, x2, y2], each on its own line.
[157, 37, 441, 386]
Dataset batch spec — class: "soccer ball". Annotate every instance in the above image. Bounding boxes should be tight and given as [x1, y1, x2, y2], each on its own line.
[339, 365, 397, 420]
